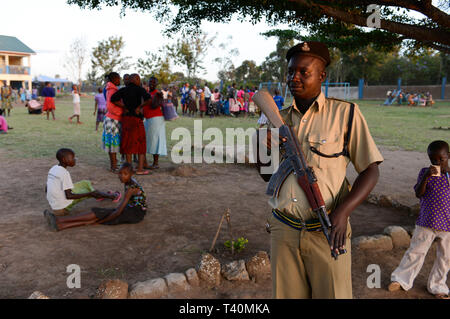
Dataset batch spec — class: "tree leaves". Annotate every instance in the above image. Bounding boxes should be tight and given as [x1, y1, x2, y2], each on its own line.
[91, 36, 131, 78]
[68, 0, 450, 53]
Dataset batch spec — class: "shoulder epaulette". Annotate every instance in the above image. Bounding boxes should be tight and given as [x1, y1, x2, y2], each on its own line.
[327, 97, 355, 107]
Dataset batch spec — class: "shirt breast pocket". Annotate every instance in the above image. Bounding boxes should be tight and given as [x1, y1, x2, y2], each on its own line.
[307, 132, 342, 169]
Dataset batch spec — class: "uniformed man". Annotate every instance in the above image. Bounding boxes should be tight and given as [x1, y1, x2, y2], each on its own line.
[257, 41, 384, 299]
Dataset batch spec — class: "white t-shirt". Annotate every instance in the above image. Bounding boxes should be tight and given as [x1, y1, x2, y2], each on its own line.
[46, 165, 74, 210]
[204, 86, 212, 98]
[72, 92, 80, 104]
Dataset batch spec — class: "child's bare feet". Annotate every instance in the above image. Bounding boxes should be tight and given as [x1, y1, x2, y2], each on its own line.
[43, 210, 59, 232]
[112, 191, 122, 203]
[136, 170, 150, 175]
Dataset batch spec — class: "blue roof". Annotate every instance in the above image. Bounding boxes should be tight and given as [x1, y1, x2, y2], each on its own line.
[0, 35, 35, 54]
[34, 75, 71, 83]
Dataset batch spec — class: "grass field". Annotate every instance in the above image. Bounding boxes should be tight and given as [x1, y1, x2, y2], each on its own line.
[0, 96, 448, 166]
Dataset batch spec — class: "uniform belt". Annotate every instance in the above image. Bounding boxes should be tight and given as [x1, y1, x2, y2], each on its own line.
[272, 209, 322, 232]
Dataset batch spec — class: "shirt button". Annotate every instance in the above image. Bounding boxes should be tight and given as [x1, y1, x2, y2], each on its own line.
[321, 139, 327, 144]
[292, 198, 298, 202]
[302, 119, 307, 123]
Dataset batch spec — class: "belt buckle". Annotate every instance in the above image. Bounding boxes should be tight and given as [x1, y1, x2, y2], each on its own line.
[300, 219, 307, 230]
[265, 222, 271, 234]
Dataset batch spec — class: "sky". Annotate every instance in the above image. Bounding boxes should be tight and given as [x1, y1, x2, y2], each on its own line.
[1, 0, 283, 83]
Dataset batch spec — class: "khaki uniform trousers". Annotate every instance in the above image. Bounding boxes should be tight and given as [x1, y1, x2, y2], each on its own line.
[268, 213, 353, 299]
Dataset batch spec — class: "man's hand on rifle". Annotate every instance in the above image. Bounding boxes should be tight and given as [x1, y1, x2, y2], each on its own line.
[327, 163, 380, 256]
[328, 208, 349, 255]
[259, 129, 286, 151]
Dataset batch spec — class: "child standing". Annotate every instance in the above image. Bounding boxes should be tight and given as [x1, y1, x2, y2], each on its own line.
[43, 162, 147, 231]
[69, 85, 83, 124]
[41, 82, 56, 120]
[102, 72, 123, 173]
[388, 140, 450, 299]
[273, 89, 284, 110]
[94, 87, 107, 131]
[46, 148, 120, 216]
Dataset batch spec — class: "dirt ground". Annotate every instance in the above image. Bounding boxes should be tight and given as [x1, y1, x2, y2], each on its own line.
[0, 145, 447, 299]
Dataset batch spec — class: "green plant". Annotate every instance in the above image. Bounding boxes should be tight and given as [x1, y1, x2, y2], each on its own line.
[224, 237, 248, 253]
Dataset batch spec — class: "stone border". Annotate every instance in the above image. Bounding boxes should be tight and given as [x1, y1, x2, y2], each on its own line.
[29, 251, 272, 299]
[352, 225, 414, 251]
[29, 224, 418, 299]
[366, 194, 420, 215]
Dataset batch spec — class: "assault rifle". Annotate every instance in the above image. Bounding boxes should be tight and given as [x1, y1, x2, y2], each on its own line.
[253, 90, 346, 260]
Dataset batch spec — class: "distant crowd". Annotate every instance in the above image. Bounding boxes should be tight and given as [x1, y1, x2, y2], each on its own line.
[146, 82, 264, 119]
[383, 89, 435, 106]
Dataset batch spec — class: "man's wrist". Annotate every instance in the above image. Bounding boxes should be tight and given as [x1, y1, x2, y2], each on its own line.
[332, 205, 352, 219]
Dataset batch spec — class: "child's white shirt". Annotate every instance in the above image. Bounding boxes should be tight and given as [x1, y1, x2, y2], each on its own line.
[46, 165, 74, 210]
[72, 92, 80, 104]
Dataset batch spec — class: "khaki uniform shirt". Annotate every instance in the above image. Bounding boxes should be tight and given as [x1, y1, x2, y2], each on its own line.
[268, 92, 384, 221]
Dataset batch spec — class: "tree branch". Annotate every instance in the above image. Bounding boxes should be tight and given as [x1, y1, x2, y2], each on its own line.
[287, 0, 450, 46]
[373, 0, 450, 29]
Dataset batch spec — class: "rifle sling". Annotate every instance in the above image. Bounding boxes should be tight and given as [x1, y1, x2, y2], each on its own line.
[310, 103, 354, 158]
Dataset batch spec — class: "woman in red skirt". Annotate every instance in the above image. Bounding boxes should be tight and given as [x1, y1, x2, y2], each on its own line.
[41, 82, 56, 120]
[111, 74, 151, 175]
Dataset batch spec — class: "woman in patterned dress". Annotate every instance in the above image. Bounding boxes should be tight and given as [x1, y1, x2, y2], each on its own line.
[1, 82, 12, 116]
[102, 73, 123, 172]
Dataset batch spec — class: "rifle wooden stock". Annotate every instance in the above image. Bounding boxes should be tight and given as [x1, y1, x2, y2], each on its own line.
[296, 174, 320, 211]
[253, 90, 285, 128]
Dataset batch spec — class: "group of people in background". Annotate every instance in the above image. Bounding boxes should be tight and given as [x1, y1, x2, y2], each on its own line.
[179, 82, 262, 118]
[383, 89, 434, 107]
[102, 72, 167, 175]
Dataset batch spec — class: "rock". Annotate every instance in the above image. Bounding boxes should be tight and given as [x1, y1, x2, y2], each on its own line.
[170, 165, 199, 177]
[221, 260, 250, 281]
[409, 203, 421, 216]
[378, 195, 393, 207]
[28, 291, 50, 299]
[96, 279, 128, 299]
[245, 251, 271, 282]
[383, 226, 411, 248]
[197, 253, 221, 288]
[129, 278, 168, 299]
[164, 273, 190, 292]
[366, 194, 379, 205]
[185, 268, 200, 287]
[353, 235, 393, 251]
[402, 225, 416, 237]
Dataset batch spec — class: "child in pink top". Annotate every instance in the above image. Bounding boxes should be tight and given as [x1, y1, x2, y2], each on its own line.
[0, 109, 8, 133]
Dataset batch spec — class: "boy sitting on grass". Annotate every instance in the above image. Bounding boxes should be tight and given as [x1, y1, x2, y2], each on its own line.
[46, 148, 121, 216]
[44, 162, 147, 231]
